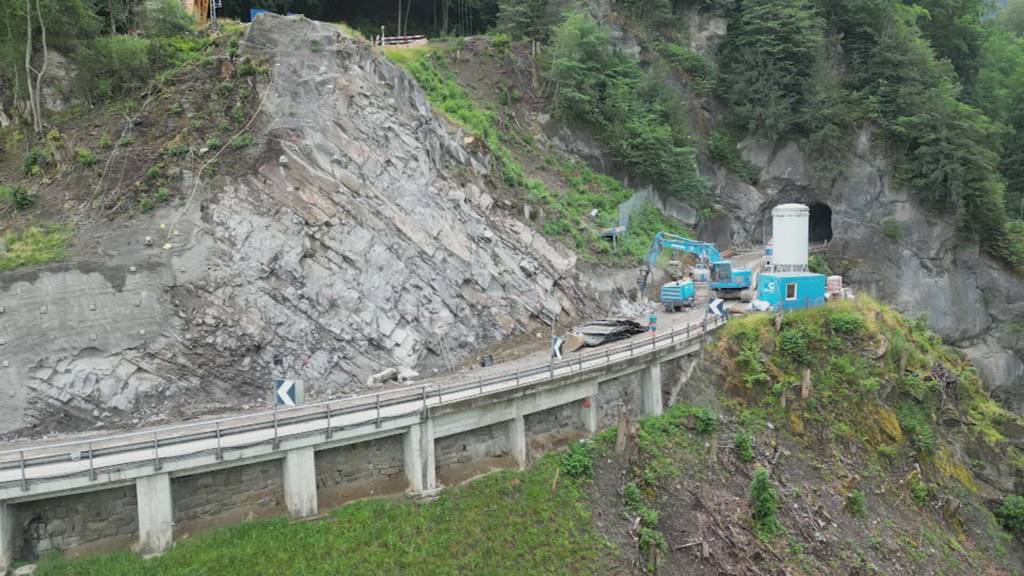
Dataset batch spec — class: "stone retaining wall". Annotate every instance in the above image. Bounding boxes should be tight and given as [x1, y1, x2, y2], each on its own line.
[13, 485, 137, 560]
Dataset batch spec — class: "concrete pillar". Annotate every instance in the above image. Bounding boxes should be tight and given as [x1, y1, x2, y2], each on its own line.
[509, 414, 527, 470]
[641, 363, 663, 417]
[582, 395, 598, 434]
[282, 446, 318, 518]
[403, 424, 424, 493]
[422, 418, 437, 490]
[0, 501, 14, 574]
[136, 473, 173, 556]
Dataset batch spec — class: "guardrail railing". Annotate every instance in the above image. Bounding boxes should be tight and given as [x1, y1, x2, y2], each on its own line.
[0, 315, 725, 489]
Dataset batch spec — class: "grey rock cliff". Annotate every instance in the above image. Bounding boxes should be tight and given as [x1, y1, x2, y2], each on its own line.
[0, 15, 601, 437]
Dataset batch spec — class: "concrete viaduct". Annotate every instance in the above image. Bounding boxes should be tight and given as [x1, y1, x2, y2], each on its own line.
[0, 316, 722, 570]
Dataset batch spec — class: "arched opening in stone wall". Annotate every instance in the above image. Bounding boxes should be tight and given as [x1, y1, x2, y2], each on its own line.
[808, 202, 833, 243]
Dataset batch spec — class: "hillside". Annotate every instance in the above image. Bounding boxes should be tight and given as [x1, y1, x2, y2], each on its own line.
[29, 298, 1024, 575]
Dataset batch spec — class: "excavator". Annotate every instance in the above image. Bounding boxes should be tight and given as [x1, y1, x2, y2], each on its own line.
[638, 233, 756, 304]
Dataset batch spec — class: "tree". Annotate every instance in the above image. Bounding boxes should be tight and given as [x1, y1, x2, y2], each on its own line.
[718, 0, 823, 138]
[1000, 0, 1024, 36]
[911, 0, 985, 91]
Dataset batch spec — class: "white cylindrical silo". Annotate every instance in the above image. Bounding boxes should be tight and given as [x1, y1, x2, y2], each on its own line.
[771, 203, 809, 271]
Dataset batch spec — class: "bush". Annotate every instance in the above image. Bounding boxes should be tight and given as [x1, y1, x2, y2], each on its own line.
[143, 0, 195, 37]
[828, 310, 865, 336]
[562, 441, 594, 480]
[996, 495, 1024, 535]
[735, 430, 754, 462]
[75, 147, 96, 167]
[910, 478, 929, 506]
[707, 129, 759, 184]
[845, 490, 866, 516]
[881, 217, 905, 241]
[623, 482, 642, 509]
[23, 146, 51, 175]
[808, 254, 832, 275]
[750, 467, 782, 538]
[779, 328, 810, 364]
[230, 134, 254, 149]
[0, 185, 35, 210]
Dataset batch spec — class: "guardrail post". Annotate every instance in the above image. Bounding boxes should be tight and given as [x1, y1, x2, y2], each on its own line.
[216, 422, 224, 461]
[152, 432, 161, 472]
[376, 394, 382, 428]
[273, 408, 280, 450]
[549, 361, 554, 379]
[478, 378, 483, 396]
[88, 442, 96, 480]
[630, 341, 634, 357]
[19, 450, 27, 492]
[325, 404, 333, 440]
[422, 385, 427, 409]
[606, 348, 610, 364]
[515, 369, 520, 385]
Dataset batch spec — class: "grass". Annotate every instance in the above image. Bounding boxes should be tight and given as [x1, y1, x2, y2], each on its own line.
[0, 225, 74, 272]
[35, 454, 612, 576]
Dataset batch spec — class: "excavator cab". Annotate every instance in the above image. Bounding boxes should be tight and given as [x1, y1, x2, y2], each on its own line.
[710, 261, 733, 284]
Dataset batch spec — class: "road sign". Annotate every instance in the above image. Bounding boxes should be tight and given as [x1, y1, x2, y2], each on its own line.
[551, 336, 564, 360]
[274, 379, 303, 406]
[709, 298, 725, 318]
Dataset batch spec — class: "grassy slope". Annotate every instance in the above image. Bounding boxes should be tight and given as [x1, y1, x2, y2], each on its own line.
[35, 456, 612, 576]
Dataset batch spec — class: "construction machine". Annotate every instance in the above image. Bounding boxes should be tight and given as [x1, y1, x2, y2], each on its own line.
[638, 233, 755, 302]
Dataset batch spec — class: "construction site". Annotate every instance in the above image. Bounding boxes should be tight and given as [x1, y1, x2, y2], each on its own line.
[1, 2, 1024, 575]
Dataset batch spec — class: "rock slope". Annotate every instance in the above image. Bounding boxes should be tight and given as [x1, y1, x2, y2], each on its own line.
[0, 15, 597, 437]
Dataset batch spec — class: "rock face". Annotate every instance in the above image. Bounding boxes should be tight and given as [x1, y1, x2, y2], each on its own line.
[0, 15, 597, 437]
[710, 127, 1024, 409]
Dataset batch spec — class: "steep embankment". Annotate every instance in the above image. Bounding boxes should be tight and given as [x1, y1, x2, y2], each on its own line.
[0, 15, 607, 438]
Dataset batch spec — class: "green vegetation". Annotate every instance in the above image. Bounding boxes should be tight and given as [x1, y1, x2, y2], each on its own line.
[845, 490, 866, 516]
[35, 453, 611, 576]
[808, 254, 832, 276]
[561, 440, 594, 480]
[996, 495, 1024, 536]
[0, 225, 74, 272]
[74, 147, 95, 167]
[735, 429, 754, 462]
[718, 0, 822, 139]
[229, 133, 254, 149]
[707, 129, 759, 184]
[547, 12, 705, 203]
[716, 296, 1022, 492]
[0, 185, 35, 210]
[750, 467, 782, 539]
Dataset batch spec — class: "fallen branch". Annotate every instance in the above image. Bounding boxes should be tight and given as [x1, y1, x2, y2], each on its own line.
[673, 540, 704, 551]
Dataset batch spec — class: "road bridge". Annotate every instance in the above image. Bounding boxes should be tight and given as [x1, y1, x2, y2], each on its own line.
[0, 314, 724, 569]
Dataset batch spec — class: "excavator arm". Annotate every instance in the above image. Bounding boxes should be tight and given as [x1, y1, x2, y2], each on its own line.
[638, 233, 722, 294]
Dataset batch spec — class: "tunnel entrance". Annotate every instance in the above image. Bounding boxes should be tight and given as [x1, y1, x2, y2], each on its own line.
[808, 202, 833, 243]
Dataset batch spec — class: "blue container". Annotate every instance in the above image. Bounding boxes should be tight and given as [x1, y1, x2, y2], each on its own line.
[250, 8, 270, 21]
[757, 272, 826, 311]
[660, 280, 696, 311]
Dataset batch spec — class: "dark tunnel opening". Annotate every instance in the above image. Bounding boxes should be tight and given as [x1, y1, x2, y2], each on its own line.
[808, 202, 833, 243]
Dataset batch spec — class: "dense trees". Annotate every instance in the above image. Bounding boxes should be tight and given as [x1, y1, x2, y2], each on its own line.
[547, 12, 705, 201]
[717, 0, 822, 139]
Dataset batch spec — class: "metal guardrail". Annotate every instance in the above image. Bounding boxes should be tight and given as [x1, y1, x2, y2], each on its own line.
[0, 315, 725, 489]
